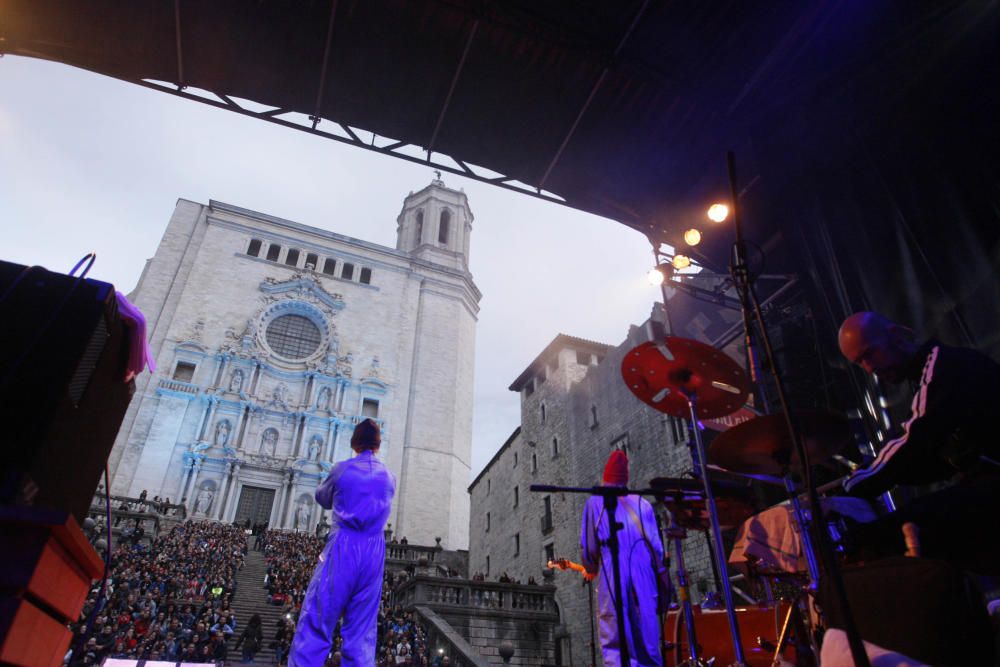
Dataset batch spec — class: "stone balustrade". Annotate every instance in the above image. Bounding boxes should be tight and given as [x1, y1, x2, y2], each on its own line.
[395, 576, 558, 619]
[157, 378, 200, 394]
[386, 543, 439, 563]
[393, 576, 560, 665]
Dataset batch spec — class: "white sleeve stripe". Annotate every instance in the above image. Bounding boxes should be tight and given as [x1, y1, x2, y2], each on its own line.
[844, 346, 940, 491]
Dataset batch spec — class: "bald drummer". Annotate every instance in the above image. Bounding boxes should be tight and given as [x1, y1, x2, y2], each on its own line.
[838, 312, 1000, 571]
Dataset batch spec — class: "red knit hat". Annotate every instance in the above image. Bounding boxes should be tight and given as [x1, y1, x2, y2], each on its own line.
[603, 450, 629, 486]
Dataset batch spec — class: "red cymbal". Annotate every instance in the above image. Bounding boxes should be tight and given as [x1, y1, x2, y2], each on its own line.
[708, 410, 851, 475]
[621, 337, 749, 419]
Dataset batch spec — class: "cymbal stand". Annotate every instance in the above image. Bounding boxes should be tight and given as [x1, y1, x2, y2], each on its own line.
[664, 509, 709, 666]
[725, 151, 869, 667]
[783, 477, 820, 588]
[685, 390, 748, 666]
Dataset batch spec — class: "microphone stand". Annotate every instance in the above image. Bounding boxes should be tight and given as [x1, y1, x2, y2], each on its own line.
[531, 484, 637, 667]
[725, 151, 870, 667]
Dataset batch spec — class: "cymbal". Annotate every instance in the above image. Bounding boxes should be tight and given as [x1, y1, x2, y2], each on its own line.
[621, 337, 749, 419]
[708, 410, 851, 476]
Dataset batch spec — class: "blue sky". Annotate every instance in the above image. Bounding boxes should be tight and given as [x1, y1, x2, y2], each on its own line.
[0, 56, 659, 476]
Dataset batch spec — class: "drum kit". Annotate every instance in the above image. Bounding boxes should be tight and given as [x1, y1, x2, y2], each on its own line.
[622, 335, 861, 667]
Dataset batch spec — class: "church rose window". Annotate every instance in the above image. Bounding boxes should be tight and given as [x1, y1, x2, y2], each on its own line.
[265, 314, 322, 360]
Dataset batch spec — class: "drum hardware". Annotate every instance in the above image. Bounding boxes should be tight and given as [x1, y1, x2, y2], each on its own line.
[623, 335, 752, 665]
[720, 151, 868, 666]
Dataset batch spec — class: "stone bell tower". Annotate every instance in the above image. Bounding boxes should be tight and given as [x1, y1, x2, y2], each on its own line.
[396, 173, 473, 271]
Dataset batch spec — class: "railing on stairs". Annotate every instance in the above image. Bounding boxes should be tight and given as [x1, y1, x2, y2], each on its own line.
[414, 606, 491, 667]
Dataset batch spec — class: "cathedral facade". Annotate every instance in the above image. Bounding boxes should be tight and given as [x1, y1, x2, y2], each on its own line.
[108, 178, 479, 549]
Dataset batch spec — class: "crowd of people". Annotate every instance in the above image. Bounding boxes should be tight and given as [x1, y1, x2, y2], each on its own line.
[65, 521, 247, 665]
[256, 529, 434, 665]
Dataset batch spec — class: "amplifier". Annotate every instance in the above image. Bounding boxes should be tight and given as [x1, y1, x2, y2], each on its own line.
[0, 260, 135, 521]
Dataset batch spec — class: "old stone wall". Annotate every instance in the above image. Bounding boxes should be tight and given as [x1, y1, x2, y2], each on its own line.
[468, 309, 717, 666]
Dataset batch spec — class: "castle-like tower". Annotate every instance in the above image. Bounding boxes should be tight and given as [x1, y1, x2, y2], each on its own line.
[108, 178, 479, 549]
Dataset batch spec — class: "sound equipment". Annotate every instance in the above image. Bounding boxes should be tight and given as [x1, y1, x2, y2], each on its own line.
[0, 260, 134, 521]
[664, 603, 798, 667]
[818, 556, 995, 666]
[0, 507, 104, 666]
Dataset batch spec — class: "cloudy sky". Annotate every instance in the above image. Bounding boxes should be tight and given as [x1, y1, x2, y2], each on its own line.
[0, 56, 659, 476]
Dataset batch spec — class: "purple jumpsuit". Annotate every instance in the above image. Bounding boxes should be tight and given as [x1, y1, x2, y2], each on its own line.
[581, 493, 667, 667]
[289, 450, 396, 666]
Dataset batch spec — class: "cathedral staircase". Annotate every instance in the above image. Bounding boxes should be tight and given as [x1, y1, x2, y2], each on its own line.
[229, 549, 285, 665]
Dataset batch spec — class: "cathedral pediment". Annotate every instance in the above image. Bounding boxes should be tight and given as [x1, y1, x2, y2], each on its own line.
[260, 273, 345, 311]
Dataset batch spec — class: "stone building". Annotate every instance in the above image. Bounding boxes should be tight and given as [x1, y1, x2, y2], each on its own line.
[108, 177, 479, 549]
[468, 310, 717, 666]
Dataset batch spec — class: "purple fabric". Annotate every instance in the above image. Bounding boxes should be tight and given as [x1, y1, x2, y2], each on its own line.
[289, 451, 396, 666]
[580, 493, 667, 667]
[115, 291, 155, 380]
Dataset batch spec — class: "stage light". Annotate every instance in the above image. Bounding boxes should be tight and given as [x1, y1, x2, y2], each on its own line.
[672, 254, 691, 270]
[683, 228, 701, 246]
[647, 262, 674, 285]
[707, 203, 729, 223]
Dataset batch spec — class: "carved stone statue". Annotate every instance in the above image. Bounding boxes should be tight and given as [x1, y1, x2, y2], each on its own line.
[294, 500, 309, 531]
[308, 435, 322, 460]
[214, 420, 231, 448]
[271, 383, 290, 409]
[316, 386, 331, 410]
[195, 489, 214, 514]
[261, 429, 278, 457]
[229, 369, 244, 393]
[337, 352, 354, 378]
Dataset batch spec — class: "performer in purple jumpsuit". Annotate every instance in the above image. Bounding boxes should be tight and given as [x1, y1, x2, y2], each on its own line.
[580, 450, 668, 667]
[289, 419, 396, 666]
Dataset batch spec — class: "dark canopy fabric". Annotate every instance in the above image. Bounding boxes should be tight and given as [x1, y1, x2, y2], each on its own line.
[3, 1, 999, 362]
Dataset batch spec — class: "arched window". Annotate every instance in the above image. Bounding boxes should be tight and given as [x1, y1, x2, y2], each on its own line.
[438, 209, 451, 244]
[415, 210, 424, 245]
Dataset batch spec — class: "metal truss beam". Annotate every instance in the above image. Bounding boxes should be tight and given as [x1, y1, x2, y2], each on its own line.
[134, 79, 570, 208]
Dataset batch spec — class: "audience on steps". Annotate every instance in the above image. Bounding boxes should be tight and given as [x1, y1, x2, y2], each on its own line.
[65, 521, 246, 664]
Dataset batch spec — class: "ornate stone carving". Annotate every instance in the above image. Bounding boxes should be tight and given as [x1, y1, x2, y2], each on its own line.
[229, 369, 244, 392]
[316, 386, 331, 411]
[270, 383, 290, 410]
[308, 435, 323, 460]
[337, 352, 354, 378]
[260, 428, 278, 457]
[294, 498, 310, 531]
[214, 420, 231, 448]
[194, 488, 214, 514]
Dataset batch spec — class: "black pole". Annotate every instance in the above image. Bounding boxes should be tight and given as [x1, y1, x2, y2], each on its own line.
[725, 151, 870, 667]
[586, 579, 597, 667]
[602, 493, 632, 667]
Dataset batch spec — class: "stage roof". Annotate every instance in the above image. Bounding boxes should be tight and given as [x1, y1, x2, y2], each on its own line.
[4, 2, 995, 245]
[4, 1, 999, 355]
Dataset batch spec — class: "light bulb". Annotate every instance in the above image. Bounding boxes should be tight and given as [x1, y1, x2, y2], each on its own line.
[672, 255, 691, 270]
[683, 228, 701, 246]
[707, 203, 729, 223]
[647, 267, 665, 286]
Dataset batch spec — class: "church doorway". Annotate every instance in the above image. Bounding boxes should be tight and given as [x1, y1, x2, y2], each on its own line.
[234, 486, 276, 527]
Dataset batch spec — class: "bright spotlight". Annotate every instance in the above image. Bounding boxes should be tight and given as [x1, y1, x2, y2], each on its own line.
[647, 267, 665, 286]
[707, 203, 729, 223]
[672, 255, 691, 270]
[683, 229, 701, 246]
